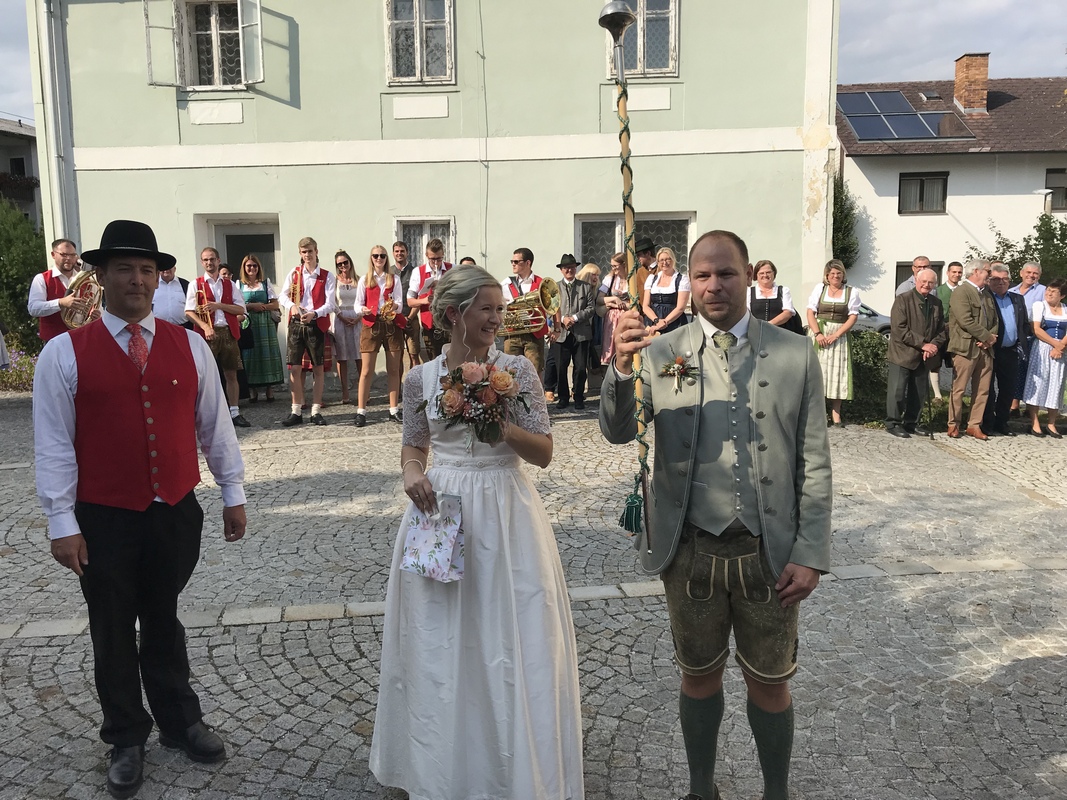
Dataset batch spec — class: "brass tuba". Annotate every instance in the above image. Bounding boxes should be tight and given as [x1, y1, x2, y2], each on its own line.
[501, 278, 561, 336]
[62, 268, 104, 329]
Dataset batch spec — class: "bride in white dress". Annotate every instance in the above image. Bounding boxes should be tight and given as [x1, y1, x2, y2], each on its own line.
[370, 267, 585, 800]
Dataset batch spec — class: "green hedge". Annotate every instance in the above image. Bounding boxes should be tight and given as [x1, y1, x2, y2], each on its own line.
[843, 330, 887, 424]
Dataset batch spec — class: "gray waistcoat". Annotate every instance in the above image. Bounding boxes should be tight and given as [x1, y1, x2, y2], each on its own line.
[684, 334, 763, 536]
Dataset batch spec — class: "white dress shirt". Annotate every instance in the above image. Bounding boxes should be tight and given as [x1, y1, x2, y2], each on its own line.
[27, 266, 74, 318]
[33, 311, 247, 540]
[502, 274, 538, 297]
[356, 271, 405, 315]
[278, 266, 338, 317]
[644, 272, 693, 294]
[153, 275, 189, 325]
[184, 274, 247, 326]
[408, 264, 444, 299]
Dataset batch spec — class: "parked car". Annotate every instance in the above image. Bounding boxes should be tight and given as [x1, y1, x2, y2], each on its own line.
[853, 303, 891, 339]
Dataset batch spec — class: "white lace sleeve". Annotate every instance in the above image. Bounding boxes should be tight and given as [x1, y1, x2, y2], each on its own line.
[402, 365, 431, 448]
[510, 355, 552, 436]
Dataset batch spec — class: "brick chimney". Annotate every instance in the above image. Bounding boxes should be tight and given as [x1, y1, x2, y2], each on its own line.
[954, 53, 989, 114]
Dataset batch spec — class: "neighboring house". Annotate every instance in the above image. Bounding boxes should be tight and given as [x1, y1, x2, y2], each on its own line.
[837, 53, 1067, 313]
[0, 116, 41, 228]
[26, 0, 838, 291]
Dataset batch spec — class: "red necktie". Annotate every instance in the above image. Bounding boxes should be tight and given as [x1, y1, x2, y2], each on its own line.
[126, 323, 148, 372]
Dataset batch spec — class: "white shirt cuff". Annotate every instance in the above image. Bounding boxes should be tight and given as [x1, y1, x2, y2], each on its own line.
[221, 484, 246, 507]
[48, 513, 82, 540]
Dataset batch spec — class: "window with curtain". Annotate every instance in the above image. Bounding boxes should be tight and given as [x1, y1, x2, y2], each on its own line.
[898, 173, 948, 214]
[616, 0, 678, 77]
[387, 0, 454, 84]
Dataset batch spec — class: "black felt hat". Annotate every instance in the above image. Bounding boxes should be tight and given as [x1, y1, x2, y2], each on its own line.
[556, 254, 580, 269]
[634, 236, 657, 254]
[80, 220, 177, 271]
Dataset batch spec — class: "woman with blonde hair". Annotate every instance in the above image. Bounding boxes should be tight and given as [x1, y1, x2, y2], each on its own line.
[599, 251, 631, 364]
[371, 266, 584, 800]
[806, 259, 861, 426]
[332, 249, 362, 404]
[641, 246, 690, 334]
[238, 254, 284, 401]
[576, 262, 603, 367]
[353, 245, 406, 427]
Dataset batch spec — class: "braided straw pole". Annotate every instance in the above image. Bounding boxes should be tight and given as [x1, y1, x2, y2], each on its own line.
[614, 77, 652, 547]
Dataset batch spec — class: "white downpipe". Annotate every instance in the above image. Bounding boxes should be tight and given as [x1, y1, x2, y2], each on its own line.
[36, 0, 67, 240]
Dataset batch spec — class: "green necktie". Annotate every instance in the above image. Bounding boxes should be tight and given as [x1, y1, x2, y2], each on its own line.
[713, 331, 736, 360]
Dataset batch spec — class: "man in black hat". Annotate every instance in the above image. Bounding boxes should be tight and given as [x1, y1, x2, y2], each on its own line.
[552, 254, 596, 410]
[634, 235, 658, 292]
[33, 220, 247, 799]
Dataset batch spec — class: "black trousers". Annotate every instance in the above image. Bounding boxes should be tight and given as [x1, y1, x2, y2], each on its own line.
[984, 347, 1020, 432]
[75, 492, 205, 746]
[885, 361, 929, 428]
[552, 337, 589, 402]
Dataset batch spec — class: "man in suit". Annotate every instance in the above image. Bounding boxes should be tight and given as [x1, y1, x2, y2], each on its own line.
[599, 230, 832, 800]
[33, 220, 247, 799]
[947, 259, 998, 440]
[885, 268, 946, 438]
[983, 264, 1030, 436]
[551, 254, 596, 410]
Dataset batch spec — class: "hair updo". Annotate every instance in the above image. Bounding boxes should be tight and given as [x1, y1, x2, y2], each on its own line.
[431, 266, 502, 331]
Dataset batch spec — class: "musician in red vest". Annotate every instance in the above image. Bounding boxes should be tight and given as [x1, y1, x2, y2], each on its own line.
[406, 237, 452, 359]
[184, 247, 250, 427]
[27, 238, 89, 341]
[354, 244, 406, 427]
[500, 247, 557, 375]
[33, 220, 247, 799]
[278, 236, 337, 426]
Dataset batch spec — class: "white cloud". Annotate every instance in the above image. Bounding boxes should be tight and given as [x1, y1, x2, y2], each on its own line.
[840, 0, 1067, 83]
[0, 0, 33, 121]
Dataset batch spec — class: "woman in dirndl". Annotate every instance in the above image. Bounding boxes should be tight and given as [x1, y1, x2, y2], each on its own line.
[806, 259, 861, 426]
[331, 249, 362, 404]
[641, 247, 691, 335]
[238, 255, 284, 402]
[1023, 278, 1067, 437]
[599, 251, 631, 364]
[748, 259, 803, 334]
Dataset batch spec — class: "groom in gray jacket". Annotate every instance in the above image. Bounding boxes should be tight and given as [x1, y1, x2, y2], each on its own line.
[599, 230, 832, 800]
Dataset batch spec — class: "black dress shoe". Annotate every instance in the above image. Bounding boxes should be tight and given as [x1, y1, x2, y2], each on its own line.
[354, 413, 367, 427]
[904, 424, 931, 436]
[574, 400, 586, 410]
[106, 745, 144, 799]
[886, 425, 910, 438]
[160, 720, 226, 763]
[556, 400, 570, 410]
[282, 413, 303, 427]
[1028, 428, 1046, 438]
[310, 413, 327, 426]
[232, 414, 251, 428]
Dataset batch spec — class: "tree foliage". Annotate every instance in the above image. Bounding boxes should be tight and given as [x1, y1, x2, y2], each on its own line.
[832, 173, 860, 272]
[0, 198, 47, 354]
[965, 214, 1067, 283]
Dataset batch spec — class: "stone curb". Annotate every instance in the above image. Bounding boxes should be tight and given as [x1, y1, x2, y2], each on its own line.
[4, 558, 1067, 640]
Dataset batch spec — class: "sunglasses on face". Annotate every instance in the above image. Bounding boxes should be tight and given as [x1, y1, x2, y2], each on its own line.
[372, 254, 388, 260]
[337, 260, 352, 267]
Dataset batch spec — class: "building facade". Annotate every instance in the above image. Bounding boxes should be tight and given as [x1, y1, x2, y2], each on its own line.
[0, 117, 41, 228]
[27, 0, 839, 291]
[838, 54, 1067, 313]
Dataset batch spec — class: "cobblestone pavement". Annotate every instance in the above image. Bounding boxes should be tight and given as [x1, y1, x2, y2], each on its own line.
[2, 384, 1067, 799]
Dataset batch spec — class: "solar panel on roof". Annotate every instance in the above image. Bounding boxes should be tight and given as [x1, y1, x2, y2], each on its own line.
[867, 91, 914, 113]
[885, 114, 936, 139]
[836, 92, 878, 115]
[846, 115, 894, 140]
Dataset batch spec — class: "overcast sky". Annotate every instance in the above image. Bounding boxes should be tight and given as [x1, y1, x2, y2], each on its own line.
[0, 0, 1064, 124]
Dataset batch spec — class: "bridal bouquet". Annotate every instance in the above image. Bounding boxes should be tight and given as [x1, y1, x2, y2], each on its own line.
[420, 361, 530, 445]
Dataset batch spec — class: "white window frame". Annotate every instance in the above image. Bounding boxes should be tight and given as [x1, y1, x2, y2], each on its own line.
[604, 0, 679, 79]
[574, 212, 695, 269]
[144, 0, 264, 89]
[384, 0, 456, 86]
[394, 217, 457, 264]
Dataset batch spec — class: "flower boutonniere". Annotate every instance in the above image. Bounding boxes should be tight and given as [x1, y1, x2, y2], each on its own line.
[659, 347, 697, 392]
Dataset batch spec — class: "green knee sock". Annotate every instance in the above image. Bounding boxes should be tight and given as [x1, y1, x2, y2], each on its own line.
[679, 689, 724, 800]
[747, 699, 794, 800]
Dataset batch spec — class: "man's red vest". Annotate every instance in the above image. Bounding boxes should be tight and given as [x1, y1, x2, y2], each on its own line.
[506, 274, 549, 339]
[196, 276, 241, 339]
[415, 262, 453, 330]
[292, 268, 331, 332]
[71, 319, 201, 510]
[363, 279, 407, 329]
[38, 270, 69, 341]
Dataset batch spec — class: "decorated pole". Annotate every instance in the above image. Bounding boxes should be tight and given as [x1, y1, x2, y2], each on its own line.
[599, 3, 650, 544]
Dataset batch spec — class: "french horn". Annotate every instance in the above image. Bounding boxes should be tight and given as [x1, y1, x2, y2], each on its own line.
[501, 278, 561, 336]
[62, 268, 104, 329]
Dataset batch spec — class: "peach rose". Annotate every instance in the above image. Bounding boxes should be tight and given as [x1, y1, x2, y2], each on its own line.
[477, 386, 498, 405]
[461, 362, 489, 385]
[439, 374, 454, 390]
[491, 368, 520, 398]
[441, 388, 465, 416]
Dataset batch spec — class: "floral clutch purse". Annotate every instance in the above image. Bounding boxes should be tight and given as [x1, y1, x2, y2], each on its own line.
[399, 493, 464, 583]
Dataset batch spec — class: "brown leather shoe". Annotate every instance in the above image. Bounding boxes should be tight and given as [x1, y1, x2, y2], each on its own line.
[947, 425, 960, 438]
[965, 426, 988, 441]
